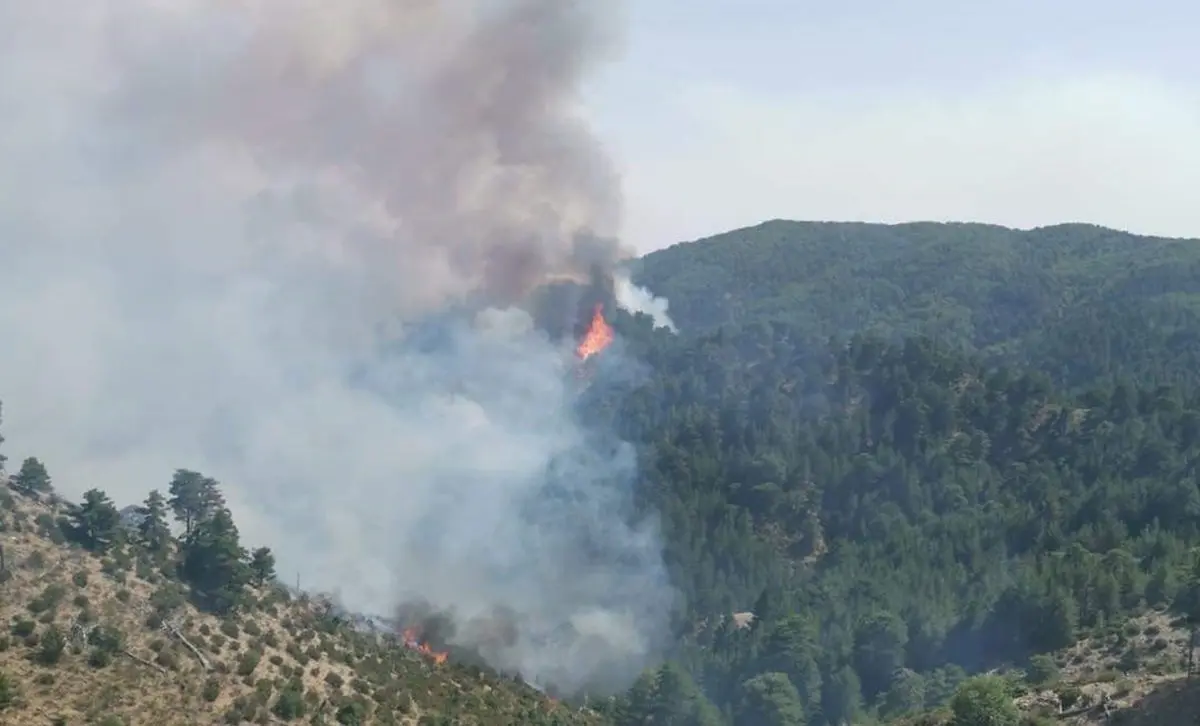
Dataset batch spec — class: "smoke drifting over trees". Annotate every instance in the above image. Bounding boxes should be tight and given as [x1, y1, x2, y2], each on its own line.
[0, 0, 672, 694]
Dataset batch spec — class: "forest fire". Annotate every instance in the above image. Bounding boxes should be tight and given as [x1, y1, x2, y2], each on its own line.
[402, 627, 448, 666]
[575, 303, 614, 360]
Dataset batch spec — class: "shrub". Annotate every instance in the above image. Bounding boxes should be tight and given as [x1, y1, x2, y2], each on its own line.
[1026, 654, 1060, 686]
[0, 671, 17, 710]
[35, 625, 66, 665]
[237, 649, 263, 677]
[202, 677, 221, 702]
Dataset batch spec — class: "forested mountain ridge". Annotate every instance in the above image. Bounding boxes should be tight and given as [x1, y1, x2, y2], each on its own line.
[593, 327, 1200, 725]
[588, 221, 1200, 725]
[630, 220, 1200, 388]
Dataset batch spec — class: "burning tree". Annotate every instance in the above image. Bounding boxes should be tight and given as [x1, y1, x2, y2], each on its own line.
[575, 304, 615, 361]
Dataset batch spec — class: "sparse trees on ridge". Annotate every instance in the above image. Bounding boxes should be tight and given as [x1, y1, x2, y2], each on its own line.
[137, 489, 172, 557]
[68, 488, 120, 552]
[11, 456, 51, 499]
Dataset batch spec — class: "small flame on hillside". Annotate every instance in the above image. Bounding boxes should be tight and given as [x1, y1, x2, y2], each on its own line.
[402, 627, 448, 665]
[576, 304, 614, 360]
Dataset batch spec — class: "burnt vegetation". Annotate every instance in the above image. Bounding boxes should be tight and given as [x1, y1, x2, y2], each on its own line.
[7, 220, 1200, 724]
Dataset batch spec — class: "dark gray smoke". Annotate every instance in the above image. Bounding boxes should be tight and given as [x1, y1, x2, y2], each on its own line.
[0, 0, 673, 695]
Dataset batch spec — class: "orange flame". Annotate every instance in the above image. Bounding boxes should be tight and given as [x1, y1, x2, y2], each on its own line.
[576, 304, 614, 360]
[402, 627, 449, 665]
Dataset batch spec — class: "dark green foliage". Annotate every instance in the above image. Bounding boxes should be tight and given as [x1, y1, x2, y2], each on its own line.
[0, 671, 15, 710]
[336, 700, 366, 725]
[180, 505, 249, 613]
[949, 676, 1019, 726]
[603, 322, 1200, 721]
[68, 489, 121, 552]
[1024, 655, 1058, 686]
[237, 649, 262, 677]
[601, 222, 1200, 724]
[248, 546, 276, 587]
[27, 583, 66, 614]
[635, 221, 1200, 389]
[137, 489, 173, 556]
[272, 679, 307, 720]
[735, 672, 805, 726]
[35, 625, 65, 665]
[11, 457, 51, 499]
[617, 663, 722, 726]
[882, 669, 927, 719]
[87, 624, 124, 658]
[202, 677, 222, 702]
[167, 469, 224, 536]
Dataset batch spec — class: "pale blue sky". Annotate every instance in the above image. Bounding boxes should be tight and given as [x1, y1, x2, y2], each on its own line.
[583, 1, 1200, 251]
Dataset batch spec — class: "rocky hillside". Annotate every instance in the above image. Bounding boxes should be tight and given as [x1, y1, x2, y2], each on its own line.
[0, 485, 600, 725]
[891, 609, 1200, 725]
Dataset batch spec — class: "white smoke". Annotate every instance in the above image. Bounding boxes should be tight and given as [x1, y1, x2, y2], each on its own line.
[0, 0, 672, 695]
[613, 272, 677, 331]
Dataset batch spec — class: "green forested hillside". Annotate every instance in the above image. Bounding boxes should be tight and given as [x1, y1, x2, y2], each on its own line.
[631, 220, 1200, 387]
[590, 221, 1200, 725]
[6, 220, 1200, 726]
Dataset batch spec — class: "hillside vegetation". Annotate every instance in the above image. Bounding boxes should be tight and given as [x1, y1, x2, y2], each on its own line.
[0, 466, 598, 725]
[632, 220, 1200, 387]
[588, 221, 1200, 724]
[8, 220, 1200, 725]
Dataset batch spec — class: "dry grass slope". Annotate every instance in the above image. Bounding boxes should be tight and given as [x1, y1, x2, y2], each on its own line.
[0, 489, 603, 725]
[895, 610, 1200, 725]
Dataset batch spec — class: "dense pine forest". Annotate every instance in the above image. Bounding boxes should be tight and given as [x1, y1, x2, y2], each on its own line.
[7, 220, 1200, 724]
[589, 221, 1200, 724]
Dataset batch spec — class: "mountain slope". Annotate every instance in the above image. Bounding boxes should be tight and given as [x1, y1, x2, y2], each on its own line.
[0, 484, 598, 725]
[590, 217, 1200, 724]
[7, 219, 1200, 726]
[631, 220, 1200, 387]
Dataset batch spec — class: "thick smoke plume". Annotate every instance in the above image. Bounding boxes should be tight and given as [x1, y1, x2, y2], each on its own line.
[0, 0, 672, 694]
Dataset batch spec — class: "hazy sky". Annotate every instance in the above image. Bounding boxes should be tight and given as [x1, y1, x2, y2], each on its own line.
[584, 0, 1200, 251]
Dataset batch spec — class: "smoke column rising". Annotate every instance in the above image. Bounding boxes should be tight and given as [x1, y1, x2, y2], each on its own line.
[0, 0, 673, 694]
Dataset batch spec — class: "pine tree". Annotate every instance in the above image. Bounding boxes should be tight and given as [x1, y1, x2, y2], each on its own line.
[137, 489, 173, 556]
[11, 457, 51, 498]
[70, 489, 121, 552]
[759, 615, 822, 720]
[853, 611, 908, 699]
[248, 546, 276, 587]
[736, 672, 805, 726]
[180, 507, 248, 613]
[168, 469, 223, 535]
[822, 665, 863, 726]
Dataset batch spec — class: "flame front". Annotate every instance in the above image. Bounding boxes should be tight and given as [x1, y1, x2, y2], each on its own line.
[402, 627, 448, 666]
[576, 304, 614, 360]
